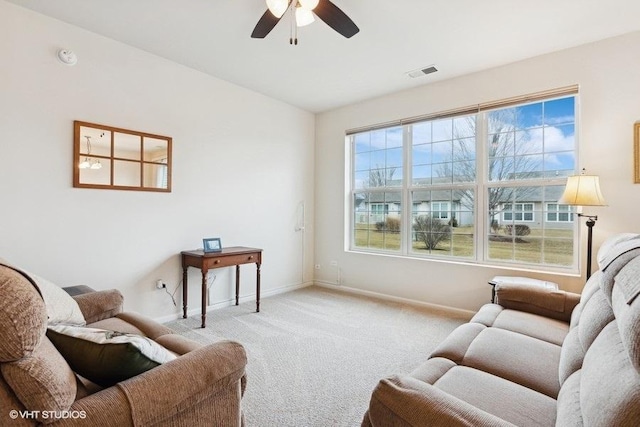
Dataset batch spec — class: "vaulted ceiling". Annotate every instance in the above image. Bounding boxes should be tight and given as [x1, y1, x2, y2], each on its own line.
[7, 0, 640, 112]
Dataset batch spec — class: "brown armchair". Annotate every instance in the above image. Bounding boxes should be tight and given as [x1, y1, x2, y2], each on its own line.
[0, 262, 247, 426]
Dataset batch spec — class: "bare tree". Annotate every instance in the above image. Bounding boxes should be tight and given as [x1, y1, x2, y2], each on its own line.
[434, 112, 540, 231]
[413, 215, 451, 250]
[368, 166, 397, 188]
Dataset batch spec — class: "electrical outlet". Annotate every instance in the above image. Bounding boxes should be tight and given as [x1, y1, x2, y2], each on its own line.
[156, 279, 164, 289]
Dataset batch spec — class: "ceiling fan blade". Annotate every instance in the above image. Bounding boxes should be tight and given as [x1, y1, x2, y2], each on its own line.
[251, 9, 282, 38]
[314, 0, 359, 38]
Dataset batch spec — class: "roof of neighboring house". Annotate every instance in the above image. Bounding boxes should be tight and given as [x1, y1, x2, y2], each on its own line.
[356, 184, 566, 206]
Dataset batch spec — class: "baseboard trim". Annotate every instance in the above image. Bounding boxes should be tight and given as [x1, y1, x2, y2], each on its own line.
[154, 280, 314, 324]
[314, 281, 475, 319]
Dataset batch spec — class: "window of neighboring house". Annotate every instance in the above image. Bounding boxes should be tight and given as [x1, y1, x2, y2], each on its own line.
[502, 203, 534, 222]
[370, 203, 389, 215]
[547, 203, 574, 222]
[431, 202, 451, 220]
[349, 87, 578, 272]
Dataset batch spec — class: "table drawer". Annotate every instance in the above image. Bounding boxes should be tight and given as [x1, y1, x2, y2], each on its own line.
[206, 252, 261, 269]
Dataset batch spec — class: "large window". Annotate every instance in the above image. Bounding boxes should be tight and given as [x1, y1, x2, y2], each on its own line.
[349, 89, 578, 271]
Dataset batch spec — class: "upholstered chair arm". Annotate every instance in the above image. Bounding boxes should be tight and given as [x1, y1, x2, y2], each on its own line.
[54, 340, 247, 427]
[72, 290, 124, 324]
[363, 375, 515, 427]
[495, 283, 581, 323]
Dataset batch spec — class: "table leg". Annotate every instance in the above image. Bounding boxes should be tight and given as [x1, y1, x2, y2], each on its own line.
[201, 270, 207, 328]
[256, 262, 261, 313]
[182, 266, 188, 319]
[235, 265, 240, 306]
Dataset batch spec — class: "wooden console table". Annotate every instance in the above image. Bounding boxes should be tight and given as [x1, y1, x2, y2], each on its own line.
[181, 246, 262, 328]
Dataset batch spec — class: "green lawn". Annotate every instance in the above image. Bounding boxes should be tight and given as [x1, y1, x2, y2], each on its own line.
[354, 225, 573, 266]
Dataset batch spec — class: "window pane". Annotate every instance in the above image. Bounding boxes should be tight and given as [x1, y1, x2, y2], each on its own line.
[488, 185, 574, 266]
[411, 114, 476, 187]
[412, 165, 432, 185]
[489, 97, 575, 182]
[411, 189, 474, 258]
[353, 192, 401, 251]
[412, 122, 432, 144]
[432, 119, 453, 142]
[352, 130, 403, 190]
[354, 133, 370, 153]
[354, 152, 370, 171]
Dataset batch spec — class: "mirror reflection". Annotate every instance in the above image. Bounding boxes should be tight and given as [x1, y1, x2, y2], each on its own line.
[74, 121, 172, 192]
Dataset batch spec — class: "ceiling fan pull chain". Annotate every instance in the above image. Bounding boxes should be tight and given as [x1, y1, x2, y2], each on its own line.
[289, 4, 294, 44]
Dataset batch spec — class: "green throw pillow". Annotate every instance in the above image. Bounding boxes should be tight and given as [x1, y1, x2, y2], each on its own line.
[46, 325, 176, 387]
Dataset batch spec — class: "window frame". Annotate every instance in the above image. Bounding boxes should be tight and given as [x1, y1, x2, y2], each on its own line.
[347, 88, 580, 274]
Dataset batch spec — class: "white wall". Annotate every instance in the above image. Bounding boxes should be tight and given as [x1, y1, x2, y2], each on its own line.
[315, 31, 640, 312]
[0, 2, 315, 320]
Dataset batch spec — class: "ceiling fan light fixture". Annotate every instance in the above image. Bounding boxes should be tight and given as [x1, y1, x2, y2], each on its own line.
[266, 0, 288, 18]
[298, 0, 319, 10]
[295, 6, 315, 27]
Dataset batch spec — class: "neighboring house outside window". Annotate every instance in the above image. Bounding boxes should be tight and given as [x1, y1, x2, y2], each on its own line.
[349, 87, 578, 272]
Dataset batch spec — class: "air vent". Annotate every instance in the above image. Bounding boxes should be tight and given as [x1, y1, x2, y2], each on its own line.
[406, 65, 438, 79]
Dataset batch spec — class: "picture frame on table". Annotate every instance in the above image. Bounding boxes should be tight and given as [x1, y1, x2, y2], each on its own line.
[203, 238, 222, 253]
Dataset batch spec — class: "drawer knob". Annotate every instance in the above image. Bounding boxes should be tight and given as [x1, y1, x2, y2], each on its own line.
[248, 256, 254, 260]
[214, 260, 220, 264]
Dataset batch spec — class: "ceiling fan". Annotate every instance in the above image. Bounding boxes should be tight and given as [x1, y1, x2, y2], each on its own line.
[251, 0, 359, 44]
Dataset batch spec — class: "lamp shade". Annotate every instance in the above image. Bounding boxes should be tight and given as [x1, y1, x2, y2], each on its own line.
[558, 174, 607, 206]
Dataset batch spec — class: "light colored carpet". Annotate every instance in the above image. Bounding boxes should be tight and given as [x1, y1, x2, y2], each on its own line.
[164, 285, 469, 427]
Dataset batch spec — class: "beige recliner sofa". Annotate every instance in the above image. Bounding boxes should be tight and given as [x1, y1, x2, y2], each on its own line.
[0, 261, 247, 426]
[363, 234, 640, 426]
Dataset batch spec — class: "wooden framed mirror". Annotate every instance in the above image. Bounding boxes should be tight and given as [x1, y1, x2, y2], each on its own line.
[73, 121, 172, 192]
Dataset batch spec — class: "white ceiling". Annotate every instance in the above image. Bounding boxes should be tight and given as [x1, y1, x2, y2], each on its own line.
[7, 0, 640, 112]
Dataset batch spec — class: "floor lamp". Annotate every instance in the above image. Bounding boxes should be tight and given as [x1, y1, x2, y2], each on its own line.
[558, 169, 607, 280]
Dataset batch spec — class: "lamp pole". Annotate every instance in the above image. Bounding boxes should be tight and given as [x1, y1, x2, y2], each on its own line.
[578, 214, 597, 280]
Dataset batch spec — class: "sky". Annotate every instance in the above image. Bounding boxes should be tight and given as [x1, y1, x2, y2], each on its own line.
[353, 96, 576, 188]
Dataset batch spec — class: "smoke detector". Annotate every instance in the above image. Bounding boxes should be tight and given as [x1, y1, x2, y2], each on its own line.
[406, 65, 438, 78]
[57, 49, 78, 66]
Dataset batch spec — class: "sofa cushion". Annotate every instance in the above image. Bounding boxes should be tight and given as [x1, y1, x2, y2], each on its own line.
[558, 288, 614, 385]
[578, 322, 640, 426]
[1, 337, 76, 420]
[0, 264, 47, 362]
[461, 327, 562, 398]
[611, 256, 640, 372]
[569, 270, 603, 329]
[433, 365, 556, 427]
[429, 322, 485, 363]
[366, 374, 515, 427]
[477, 307, 568, 346]
[596, 233, 640, 269]
[26, 271, 86, 326]
[598, 234, 640, 272]
[600, 248, 640, 303]
[555, 370, 583, 426]
[46, 325, 176, 387]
